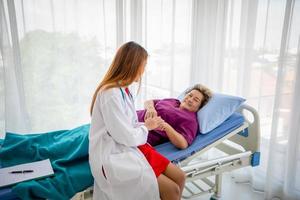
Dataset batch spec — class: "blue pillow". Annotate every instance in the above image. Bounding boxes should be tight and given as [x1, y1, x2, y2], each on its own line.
[178, 91, 245, 134]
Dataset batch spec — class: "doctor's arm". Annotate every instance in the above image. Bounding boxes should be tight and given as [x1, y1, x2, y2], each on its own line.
[101, 95, 161, 147]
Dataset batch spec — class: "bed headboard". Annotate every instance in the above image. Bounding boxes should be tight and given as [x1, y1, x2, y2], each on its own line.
[228, 104, 261, 153]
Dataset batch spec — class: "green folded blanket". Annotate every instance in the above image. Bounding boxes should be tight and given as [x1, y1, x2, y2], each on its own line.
[0, 124, 93, 200]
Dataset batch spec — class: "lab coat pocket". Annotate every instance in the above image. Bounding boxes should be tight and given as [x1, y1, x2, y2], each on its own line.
[106, 151, 142, 183]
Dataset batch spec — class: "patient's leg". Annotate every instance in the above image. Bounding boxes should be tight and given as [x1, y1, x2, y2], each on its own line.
[157, 173, 180, 200]
[163, 163, 186, 198]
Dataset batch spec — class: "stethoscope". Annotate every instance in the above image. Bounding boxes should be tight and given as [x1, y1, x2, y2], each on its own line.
[120, 87, 133, 101]
[120, 87, 135, 109]
[119, 87, 139, 124]
[124, 88, 133, 99]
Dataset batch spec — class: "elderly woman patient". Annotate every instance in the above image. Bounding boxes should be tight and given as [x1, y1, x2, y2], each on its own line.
[137, 84, 212, 149]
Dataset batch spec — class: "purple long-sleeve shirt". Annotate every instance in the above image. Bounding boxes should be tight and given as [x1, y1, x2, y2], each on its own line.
[136, 98, 198, 146]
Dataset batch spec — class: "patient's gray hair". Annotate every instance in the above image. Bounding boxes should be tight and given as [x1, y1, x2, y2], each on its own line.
[186, 84, 212, 109]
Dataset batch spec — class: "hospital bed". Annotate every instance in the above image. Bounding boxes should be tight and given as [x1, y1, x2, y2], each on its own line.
[156, 104, 260, 199]
[73, 103, 260, 200]
[0, 104, 260, 200]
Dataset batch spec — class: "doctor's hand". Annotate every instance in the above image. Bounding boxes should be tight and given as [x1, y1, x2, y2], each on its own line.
[144, 116, 164, 131]
[144, 107, 158, 120]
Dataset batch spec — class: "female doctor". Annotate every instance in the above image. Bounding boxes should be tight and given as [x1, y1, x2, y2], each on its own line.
[89, 41, 185, 200]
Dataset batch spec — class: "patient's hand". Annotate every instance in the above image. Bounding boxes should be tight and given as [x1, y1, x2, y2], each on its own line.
[156, 120, 168, 131]
[144, 116, 164, 131]
[144, 107, 158, 120]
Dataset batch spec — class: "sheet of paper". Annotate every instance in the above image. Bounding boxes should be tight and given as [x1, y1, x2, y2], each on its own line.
[0, 159, 54, 188]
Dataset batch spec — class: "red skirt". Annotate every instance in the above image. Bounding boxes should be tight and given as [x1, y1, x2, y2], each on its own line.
[138, 143, 170, 177]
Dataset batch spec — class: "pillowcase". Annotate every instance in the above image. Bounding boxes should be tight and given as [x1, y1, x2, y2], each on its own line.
[178, 90, 245, 134]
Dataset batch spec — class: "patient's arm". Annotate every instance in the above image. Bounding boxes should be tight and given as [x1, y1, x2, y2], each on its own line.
[159, 122, 188, 149]
[144, 100, 157, 120]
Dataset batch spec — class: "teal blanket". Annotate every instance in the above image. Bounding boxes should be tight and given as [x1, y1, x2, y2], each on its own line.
[0, 124, 93, 200]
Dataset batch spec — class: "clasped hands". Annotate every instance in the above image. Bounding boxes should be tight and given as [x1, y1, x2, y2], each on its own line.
[144, 107, 168, 131]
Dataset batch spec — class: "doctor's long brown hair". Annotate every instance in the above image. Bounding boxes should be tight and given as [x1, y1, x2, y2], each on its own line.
[90, 41, 148, 115]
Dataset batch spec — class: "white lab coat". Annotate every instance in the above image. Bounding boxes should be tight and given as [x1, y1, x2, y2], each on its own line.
[89, 87, 160, 200]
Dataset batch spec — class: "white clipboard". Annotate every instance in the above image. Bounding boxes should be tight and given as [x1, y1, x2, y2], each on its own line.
[0, 159, 54, 188]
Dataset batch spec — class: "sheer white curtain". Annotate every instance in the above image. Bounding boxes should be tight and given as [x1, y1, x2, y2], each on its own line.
[0, 0, 118, 135]
[0, 0, 300, 199]
[136, 0, 193, 102]
[263, 0, 300, 198]
[186, 0, 300, 199]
